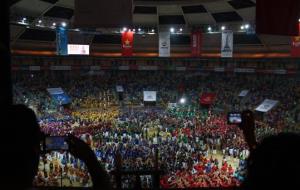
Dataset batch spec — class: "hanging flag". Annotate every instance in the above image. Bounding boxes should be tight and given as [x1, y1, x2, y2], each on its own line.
[255, 99, 279, 113]
[159, 32, 170, 57]
[177, 83, 185, 93]
[221, 30, 233, 58]
[200, 93, 216, 106]
[56, 27, 68, 55]
[291, 36, 300, 57]
[191, 31, 202, 57]
[238, 90, 249, 97]
[143, 91, 157, 102]
[122, 31, 134, 56]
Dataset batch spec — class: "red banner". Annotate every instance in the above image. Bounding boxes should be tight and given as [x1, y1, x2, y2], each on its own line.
[200, 93, 216, 105]
[191, 31, 202, 57]
[291, 36, 300, 57]
[177, 83, 185, 93]
[291, 24, 300, 57]
[122, 31, 134, 56]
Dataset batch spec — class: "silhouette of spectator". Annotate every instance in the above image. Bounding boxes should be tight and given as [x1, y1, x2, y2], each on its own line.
[240, 110, 300, 189]
[2, 104, 112, 189]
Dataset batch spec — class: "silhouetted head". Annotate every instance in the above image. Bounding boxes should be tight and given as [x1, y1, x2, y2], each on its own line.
[2, 104, 42, 188]
[244, 133, 300, 189]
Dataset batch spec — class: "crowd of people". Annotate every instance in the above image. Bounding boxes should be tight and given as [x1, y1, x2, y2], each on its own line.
[12, 70, 300, 188]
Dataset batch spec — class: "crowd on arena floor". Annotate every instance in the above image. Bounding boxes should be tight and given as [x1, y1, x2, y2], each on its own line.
[12, 71, 300, 188]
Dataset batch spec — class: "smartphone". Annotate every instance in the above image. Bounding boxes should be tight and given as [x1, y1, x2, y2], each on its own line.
[44, 136, 69, 151]
[227, 112, 242, 125]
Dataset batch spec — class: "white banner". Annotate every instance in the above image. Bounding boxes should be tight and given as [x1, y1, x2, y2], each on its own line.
[255, 99, 279, 113]
[168, 103, 177, 108]
[143, 91, 157, 102]
[239, 90, 249, 97]
[47, 88, 64, 95]
[68, 44, 90, 55]
[159, 32, 170, 57]
[116, 85, 124, 92]
[221, 30, 233, 58]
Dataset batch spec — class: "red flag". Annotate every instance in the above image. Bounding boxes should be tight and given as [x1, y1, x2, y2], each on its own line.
[291, 23, 300, 57]
[291, 36, 300, 57]
[121, 31, 134, 56]
[191, 31, 202, 57]
[178, 83, 185, 93]
[200, 93, 216, 105]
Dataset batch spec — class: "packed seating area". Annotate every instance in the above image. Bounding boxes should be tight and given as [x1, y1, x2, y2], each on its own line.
[13, 70, 300, 188]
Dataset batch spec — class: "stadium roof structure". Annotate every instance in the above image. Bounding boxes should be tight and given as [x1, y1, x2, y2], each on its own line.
[10, 0, 256, 27]
[9, 0, 293, 57]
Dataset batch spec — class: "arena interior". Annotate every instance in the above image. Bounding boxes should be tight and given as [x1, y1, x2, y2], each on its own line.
[3, 0, 300, 189]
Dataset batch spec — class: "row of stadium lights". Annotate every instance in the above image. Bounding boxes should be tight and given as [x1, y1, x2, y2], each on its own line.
[122, 27, 183, 34]
[21, 17, 251, 33]
[122, 25, 250, 34]
[207, 24, 250, 32]
[25, 17, 300, 34]
[20, 17, 67, 28]
[22, 17, 251, 34]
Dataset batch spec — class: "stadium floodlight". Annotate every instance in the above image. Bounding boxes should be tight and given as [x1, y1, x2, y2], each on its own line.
[179, 98, 186, 104]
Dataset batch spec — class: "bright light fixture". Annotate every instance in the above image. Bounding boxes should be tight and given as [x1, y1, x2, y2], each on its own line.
[179, 98, 186, 104]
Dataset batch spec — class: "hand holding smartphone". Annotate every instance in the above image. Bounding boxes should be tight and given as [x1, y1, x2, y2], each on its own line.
[227, 112, 242, 125]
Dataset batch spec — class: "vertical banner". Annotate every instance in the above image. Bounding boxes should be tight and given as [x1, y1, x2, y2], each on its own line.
[56, 27, 68, 55]
[291, 36, 300, 57]
[159, 32, 170, 57]
[221, 30, 233, 58]
[122, 31, 134, 56]
[191, 31, 202, 57]
[291, 23, 300, 57]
